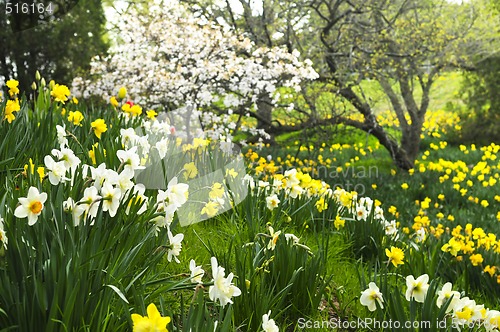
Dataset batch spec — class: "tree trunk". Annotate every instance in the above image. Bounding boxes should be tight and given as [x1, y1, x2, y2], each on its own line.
[336, 85, 417, 170]
[366, 122, 415, 170]
[256, 92, 275, 144]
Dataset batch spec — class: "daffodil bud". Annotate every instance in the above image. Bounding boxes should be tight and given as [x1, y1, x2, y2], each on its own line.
[49, 80, 55, 89]
[31, 82, 37, 90]
[35, 70, 41, 81]
[118, 87, 127, 100]
[40, 78, 46, 87]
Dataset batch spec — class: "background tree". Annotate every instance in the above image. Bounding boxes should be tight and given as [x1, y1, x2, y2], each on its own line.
[0, 0, 108, 91]
[186, 0, 498, 170]
[459, 0, 500, 144]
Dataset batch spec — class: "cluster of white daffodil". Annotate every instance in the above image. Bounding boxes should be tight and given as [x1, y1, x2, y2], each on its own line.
[10, 132, 245, 318]
[188, 257, 241, 307]
[331, 187, 400, 240]
[12, 119, 190, 267]
[118, 113, 249, 227]
[245, 167, 402, 241]
[361, 277, 500, 331]
[71, 0, 318, 140]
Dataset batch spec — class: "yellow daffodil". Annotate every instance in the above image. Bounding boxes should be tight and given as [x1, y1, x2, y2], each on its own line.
[183, 162, 198, 179]
[68, 110, 84, 126]
[385, 246, 405, 267]
[315, 197, 328, 212]
[4, 99, 21, 123]
[470, 253, 483, 266]
[201, 201, 219, 217]
[484, 265, 496, 277]
[6, 79, 19, 96]
[110, 96, 119, 107]
[91, 118, 107, 139]
[334, 215, 345, 230]
[37, 167, 45, 182]
[441, 238, 462, 257]
[131, 303, 170, 332]
[209, 183, 224, 200]
[50, 84, 71, 104]
[147, 109, 157, 119]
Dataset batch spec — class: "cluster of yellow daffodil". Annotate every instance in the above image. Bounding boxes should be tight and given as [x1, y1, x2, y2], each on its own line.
[243, 121, 500, 285]
[398, 142, 500, 282]
[245, 141, 378, 176]
[364, 108, 461, 137]
[2, 79, 22, 123]
[109, 87, 157, 120]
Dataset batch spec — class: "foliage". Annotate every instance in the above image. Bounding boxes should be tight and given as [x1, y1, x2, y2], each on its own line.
[460, 54, 500, 144]
[0, 0, 108, 91]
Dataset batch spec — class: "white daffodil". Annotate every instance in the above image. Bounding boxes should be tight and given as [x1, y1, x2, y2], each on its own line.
[166, 177, 189, 208]
[137, 135, 151, 155]
[52, 147, 81, 171]
[358, 197, 373, 212]
[284, 233, 300, 245]
[414, 227, 426, 242]
[120, 128, 139, 148]
[209, 257, 241, 307]
[272, 179, 283, 191]
[56, 124, 68, 148]
[384, 220, 398, 239]
[266, 194, 280, 211]
[0, 216, 8, 249]
[116, 168, 135, 193]
[166, 229, 184, 263]
[436, 282, 460, 312]
[289, 184, 303, 198]
[125, 184, 148, 216]
[101, 181, 122, 217]
[452, 297, 482, 326]
[284, 169, 300, 187]
[155, 137, 169, 159]
[405, 274, 429, 303]
[117, 146, 145, 171]
[79, 186, 101, 219]
[164, 202, 177, 226]
[374, 205, 384, 220]
[262, 310, 279, 332]
[258, 181, 270, 194]
[44, 155, 69, 185]
[355, 204, 368, 221]
[360, 282, 384, 312]
[63, 197, 86, 226]
[89, 163, 108, 190]
[14, 186, 48, 226]
[152, 203, 177, 235]
[189, 259, 205, 284]
[243, 174, 255, 190]
[484, 309, 500, 332]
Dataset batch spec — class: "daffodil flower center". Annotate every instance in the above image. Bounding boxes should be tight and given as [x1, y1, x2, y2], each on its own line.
[29, 201, 43, 214]
[456, 308, 473, 320]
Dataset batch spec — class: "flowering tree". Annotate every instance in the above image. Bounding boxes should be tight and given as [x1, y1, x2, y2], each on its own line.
[72, 0, 318, 142]
[184, 0, 499, 170]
